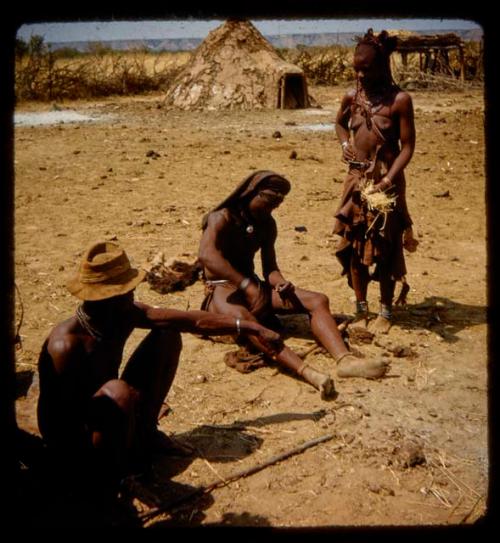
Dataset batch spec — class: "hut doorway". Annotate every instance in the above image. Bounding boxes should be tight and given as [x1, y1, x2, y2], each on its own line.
[278, 73, 309, 109]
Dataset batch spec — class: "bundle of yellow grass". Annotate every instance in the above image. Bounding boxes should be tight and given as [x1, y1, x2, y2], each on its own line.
[360, 180, 397, 213]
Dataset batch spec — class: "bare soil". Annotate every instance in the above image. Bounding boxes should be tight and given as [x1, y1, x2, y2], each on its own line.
[13, 83, 489, 530]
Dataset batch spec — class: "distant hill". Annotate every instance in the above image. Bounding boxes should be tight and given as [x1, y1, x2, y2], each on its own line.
[47, 28, 483, 53]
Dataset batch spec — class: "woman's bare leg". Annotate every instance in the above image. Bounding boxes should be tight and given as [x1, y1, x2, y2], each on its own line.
[274, 287, 389, 379]
[209, 287, 335, 399]
[350, 252, 370, 326]
[370, 262, 395, 335]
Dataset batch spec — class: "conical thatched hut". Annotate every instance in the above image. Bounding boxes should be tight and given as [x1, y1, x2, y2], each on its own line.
[164, 19, 312, 110]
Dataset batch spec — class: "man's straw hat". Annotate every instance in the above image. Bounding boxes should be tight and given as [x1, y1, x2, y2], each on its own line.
[66, 241, 146, 301]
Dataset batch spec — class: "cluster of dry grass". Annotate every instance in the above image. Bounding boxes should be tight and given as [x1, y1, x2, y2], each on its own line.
[280, 45, 355, 85]
[15, 50, 190, 101]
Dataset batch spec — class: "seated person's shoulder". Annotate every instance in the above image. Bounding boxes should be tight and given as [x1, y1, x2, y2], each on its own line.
[206, 208, 233, 230]
[46, 319, 82, 358]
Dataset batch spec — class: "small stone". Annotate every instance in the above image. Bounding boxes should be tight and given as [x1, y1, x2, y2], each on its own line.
[393, 439, 426, 468]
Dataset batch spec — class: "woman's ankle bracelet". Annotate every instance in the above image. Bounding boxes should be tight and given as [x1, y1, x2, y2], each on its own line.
[356, 301, 369, 315]
[379, 303, 393, 320]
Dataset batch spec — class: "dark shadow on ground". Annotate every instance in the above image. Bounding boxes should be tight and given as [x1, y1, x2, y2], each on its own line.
[11, 428, 145, 530]
[152, 407, 328, 476]
[392, 296, 487, 343]
[15, 368, 34, 399]
[11, 407, 329, 529]
[125, 408, 329, 526]
[148, 507, 273, 528]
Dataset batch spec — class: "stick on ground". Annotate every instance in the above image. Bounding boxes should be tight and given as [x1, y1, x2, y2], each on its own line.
[139, 432, 337, 523]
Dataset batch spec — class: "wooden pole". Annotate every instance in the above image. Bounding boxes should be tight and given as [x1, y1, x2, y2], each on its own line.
[459, 46, 465, 82]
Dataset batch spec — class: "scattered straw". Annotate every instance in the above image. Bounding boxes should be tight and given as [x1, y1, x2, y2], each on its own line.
[360, 180, 397, 213]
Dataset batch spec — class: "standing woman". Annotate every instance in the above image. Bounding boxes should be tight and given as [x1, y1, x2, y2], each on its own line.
[333, 29, 418, 334]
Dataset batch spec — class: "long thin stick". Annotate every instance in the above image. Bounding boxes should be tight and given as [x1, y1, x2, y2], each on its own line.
[139, 432, 337, 523]
[459, 494, 484, 524]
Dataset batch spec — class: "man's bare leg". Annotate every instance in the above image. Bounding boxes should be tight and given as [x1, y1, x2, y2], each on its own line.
[121, 329, 193, 455]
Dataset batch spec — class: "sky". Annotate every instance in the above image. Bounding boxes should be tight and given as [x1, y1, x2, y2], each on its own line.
[16, 18, 482, 44]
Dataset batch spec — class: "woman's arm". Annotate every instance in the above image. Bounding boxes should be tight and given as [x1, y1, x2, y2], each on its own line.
[381, 91, 416, 187]
[198, 210, 248, 288]
[336, 90, 356, 162]
[261, 218, 296, 301]
[199, 210, 269, 313]
[261, 218, 284, 287]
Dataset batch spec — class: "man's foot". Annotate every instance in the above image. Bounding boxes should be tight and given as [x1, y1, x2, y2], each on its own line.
[146, 430, 195, 457]
[301, 366, 337, 400]
[336, 353, 390, 379]
[369, 315, 392, 334]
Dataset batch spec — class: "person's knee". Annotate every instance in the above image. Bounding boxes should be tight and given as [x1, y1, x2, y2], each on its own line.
[307, 291, 330, 312]
[93, 379, 139, 416]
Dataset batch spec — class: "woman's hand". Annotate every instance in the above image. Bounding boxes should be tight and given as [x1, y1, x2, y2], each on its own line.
[275, 281, 295, 299]
[367, 176, 392, 194]
[341, 141, 356, 162]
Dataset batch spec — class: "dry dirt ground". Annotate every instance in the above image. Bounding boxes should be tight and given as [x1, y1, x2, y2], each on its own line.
[13, 83, 489, 531]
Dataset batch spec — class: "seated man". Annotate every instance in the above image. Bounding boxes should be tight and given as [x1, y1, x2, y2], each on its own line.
[198, 170, 389, 396]
[37, 240, 282, 502]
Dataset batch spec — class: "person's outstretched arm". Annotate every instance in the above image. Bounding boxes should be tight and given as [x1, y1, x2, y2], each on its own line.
[134, 302, 283, 354]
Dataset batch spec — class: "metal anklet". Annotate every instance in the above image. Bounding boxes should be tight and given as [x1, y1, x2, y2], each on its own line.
[297, 362, 309, 376]
[379, 304, 393, 320]
[335, 352, 354, 364]
[355, 301, 369, 315]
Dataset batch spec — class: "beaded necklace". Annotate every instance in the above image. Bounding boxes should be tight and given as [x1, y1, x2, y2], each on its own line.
[76, 304, 105, 341]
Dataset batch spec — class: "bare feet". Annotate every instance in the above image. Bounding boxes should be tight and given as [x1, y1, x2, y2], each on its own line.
[301, 366, 336, 400]
[369, 315, 392, 334]
[351, 314, 369, 329]
[336, 353, 390, 379]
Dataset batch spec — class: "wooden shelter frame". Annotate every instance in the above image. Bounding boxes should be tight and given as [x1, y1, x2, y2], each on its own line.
[395, 33, 466, 80]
